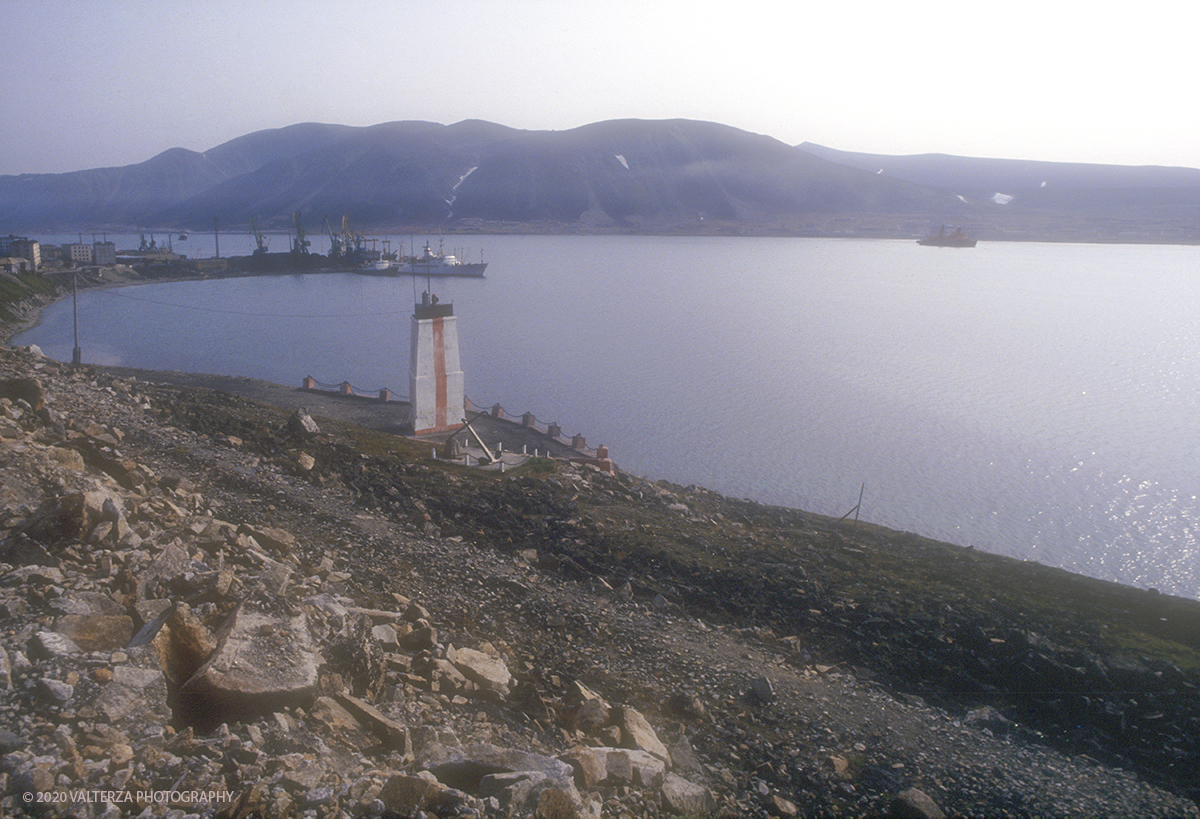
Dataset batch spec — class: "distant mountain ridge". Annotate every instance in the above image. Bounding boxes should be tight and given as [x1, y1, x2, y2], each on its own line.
[798, 142, 1200, 191]
[798, 143, 1200, 242]
[2, 119, 1199, 242]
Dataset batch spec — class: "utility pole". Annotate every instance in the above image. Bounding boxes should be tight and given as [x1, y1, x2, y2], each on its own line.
[213, 216, 220, 259]
[71, 273, 81, 367]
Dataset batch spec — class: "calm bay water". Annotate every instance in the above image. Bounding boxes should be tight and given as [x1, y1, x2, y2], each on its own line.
[15, 235, 1200, 598]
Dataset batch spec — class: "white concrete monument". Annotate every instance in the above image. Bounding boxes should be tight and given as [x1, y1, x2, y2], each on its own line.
[409, 292, 464, 435]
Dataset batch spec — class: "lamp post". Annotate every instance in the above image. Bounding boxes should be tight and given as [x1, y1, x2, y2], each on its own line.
[71, 273, 81, 367]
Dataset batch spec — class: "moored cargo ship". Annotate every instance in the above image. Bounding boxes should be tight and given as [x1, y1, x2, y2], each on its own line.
[396, 240, 487, 277]
[918, 225, 977, 247]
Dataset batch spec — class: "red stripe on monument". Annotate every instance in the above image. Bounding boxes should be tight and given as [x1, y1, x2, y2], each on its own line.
[433, 317, 447, 428]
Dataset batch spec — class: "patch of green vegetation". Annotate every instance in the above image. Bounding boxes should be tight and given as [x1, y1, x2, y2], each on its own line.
[0, 273, 61, 318]
[569, 478, 1200, 671]
[1106, 630, 1200, 671]
[520, 457, 558, 475]
[324, 421, 431, 460]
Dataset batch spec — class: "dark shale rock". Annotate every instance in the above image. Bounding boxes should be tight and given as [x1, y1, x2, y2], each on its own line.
[0, 378, 44, 411]
[888, 787, 947, 819]
[378, 772, 444, 816]
[287, 407, 321, 439]
[323, 613, 388, 698]
[750, 674, 775, 703]
[336, 693, 413, 754]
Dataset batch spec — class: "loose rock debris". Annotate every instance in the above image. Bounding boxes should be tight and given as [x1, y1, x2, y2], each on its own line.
[1, 342, 1197, 818]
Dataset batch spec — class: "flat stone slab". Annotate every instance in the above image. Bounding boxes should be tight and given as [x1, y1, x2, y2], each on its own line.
[182, 605, 318, 713]
[452, 647, 512, 694]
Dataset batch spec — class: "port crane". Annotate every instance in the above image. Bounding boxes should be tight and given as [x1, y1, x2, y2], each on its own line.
[322, 216, 343, 259]
[291, 211, 311, 255]
[338, 216, 372, 266]
[250, 218, 269, 255]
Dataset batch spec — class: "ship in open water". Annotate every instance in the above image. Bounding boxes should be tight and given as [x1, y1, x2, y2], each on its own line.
[918, 225, 977, 247]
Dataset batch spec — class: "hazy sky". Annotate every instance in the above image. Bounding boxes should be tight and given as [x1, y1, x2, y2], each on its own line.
[3, 0, 1196, 176]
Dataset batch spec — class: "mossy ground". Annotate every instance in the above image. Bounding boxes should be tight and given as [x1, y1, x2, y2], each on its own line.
[156, 378, 1200, 674]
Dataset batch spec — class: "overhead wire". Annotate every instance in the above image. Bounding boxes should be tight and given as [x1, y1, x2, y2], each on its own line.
[93, 287, 404, 319]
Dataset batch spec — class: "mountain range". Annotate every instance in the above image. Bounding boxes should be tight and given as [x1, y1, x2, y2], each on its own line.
[3, 119, 1199, 243]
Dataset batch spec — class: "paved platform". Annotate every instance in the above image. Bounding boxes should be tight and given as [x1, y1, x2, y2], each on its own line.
[101, 366, 607, 469]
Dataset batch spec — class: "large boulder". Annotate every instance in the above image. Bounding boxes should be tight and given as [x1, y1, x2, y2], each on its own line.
[153, 602, 218, 685]
[452, 646, 512, 695]
[180, 604, 319, 722]
[559, 746, 608, 790]
[889, 788, 947, 819]
[238, 523, 299, 558]
[53, 614, 134, 652]
[419, 742, 576, 790]
[661, 772, 716, 816]
[418, 742, 586, 816]
[605, 749, 666, 789]
[93, 646, 173, 729]
[0, 377, 45, 411]
[613, 705, 672, 766]
[336, 693, 413, 755]
[287, 408, 320, 439]
[377, 773, 452, 817]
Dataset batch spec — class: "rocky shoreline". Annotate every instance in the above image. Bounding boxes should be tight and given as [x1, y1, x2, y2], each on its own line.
[2, 278, 1200, 817]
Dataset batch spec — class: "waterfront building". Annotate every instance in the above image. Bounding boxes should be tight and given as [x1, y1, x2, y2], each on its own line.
[64, 243, 93, 264]
[93, 241, 117, 265]
[8, 238, 40, 271]
[0, 257, 31, 274]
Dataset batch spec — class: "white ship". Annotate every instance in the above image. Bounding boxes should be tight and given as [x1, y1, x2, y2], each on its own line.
[396, 241, 487, 277]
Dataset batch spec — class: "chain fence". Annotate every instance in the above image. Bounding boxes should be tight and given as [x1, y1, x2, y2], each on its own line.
[299, 378, 602, 458]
